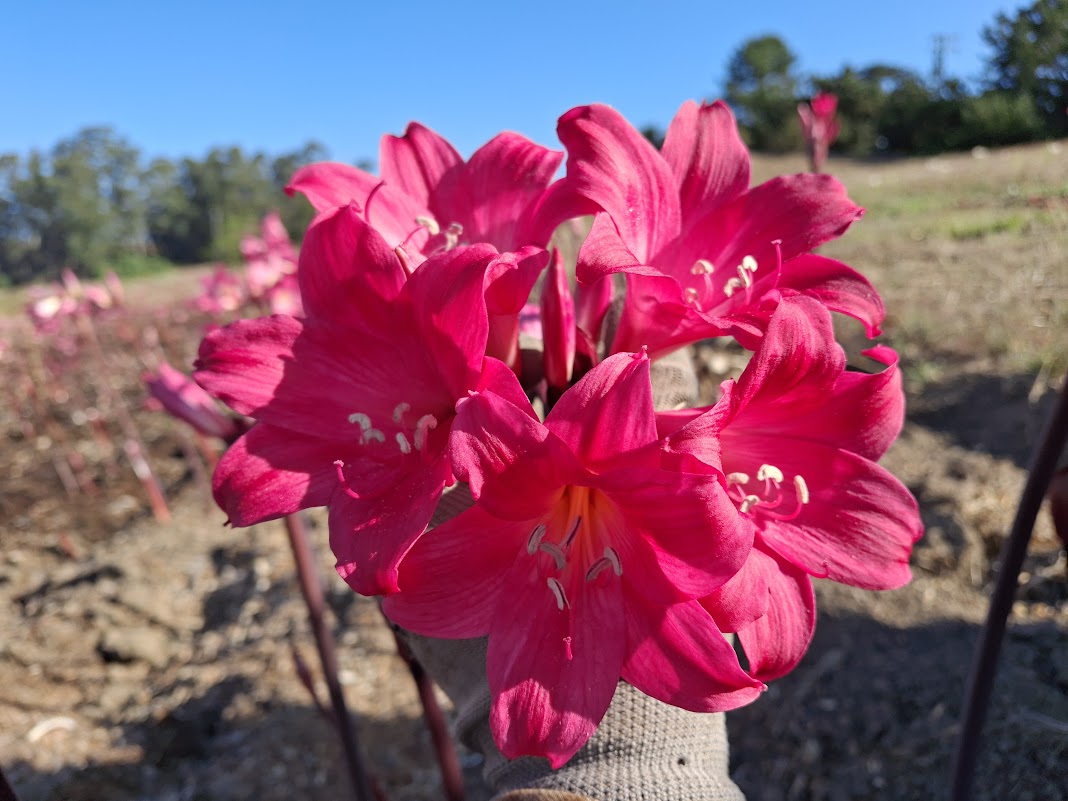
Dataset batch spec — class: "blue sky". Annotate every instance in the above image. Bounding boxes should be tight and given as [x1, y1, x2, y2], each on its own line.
[3, 0, 1021, 164]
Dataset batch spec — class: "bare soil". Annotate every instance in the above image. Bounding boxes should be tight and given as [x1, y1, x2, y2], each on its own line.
[2, 141, 1067, 800]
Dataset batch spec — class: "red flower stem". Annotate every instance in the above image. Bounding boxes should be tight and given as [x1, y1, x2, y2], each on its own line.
[390, 628, 465, 801]
[950, 370, 1068, 801]
[282, 513, 375, 801]
[0, 765, 21, 801]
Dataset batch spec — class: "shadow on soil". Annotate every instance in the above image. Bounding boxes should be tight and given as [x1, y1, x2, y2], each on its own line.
[729, 609, 1068, 801]
[7, 681, 491, 801]
[907, 369, 1060, 468]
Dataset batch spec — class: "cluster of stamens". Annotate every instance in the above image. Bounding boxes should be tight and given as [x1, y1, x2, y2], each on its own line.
[727, 463, 810, 521]
[333, 403, 439, 499]
[723, 255, 758, 299]
[526, 517, 623, 611]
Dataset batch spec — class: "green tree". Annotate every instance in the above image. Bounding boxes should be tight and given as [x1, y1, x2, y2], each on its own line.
[725, 35, 802, 152]
[983, 0, 1068, 136]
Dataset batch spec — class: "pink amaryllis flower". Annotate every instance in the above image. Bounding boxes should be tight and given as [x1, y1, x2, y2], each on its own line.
[658, 296, 923, 680]
[194, 204, 545, 596]
[287, 123, 562, 263]
[384, 350, 761, 767]
[545, 101, 883, 358]
[287, 124, 559, 369]
[242, 211, 298, 300]
[194, 266, 246, 314]
[798, 92, 841, 174]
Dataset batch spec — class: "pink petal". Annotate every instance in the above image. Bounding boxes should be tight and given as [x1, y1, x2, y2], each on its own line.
[731, 546, 816, 682]
[621, 598, 763, 713]
[145, 362, 239, 441]
[488, 555, 625, 768]
[700, 545, 772, 633]
[725, 436, 922, 590]
[556, 104, 681, 263]
[454, 133, 564, 250]
[383, 504, 528, 638]
[660, 100, 750, 222]
[772, 345, 903, 462]
[484, 246, 550, 316]
[196, 315, 452, 442]
[779, 253, 885, 338]
[673, 174, 864, 291]
[330, 456, 452, 595]
[728, 295, 844, 415]
[541, 249, 576, 390]
[603, 467, 754, 601]
[574, 213, 648, 285]
[574, 272, 615, 350]
[545, 350, 656, 468]
[379, 122, 463, 210]
[476, 356, 539, 418]
[212, 423, 339, 526]
[450, 388, 576, 521]
[297, 204, 406, 328]
[285, 162, 431, 252]
[406, 244, 500, 399]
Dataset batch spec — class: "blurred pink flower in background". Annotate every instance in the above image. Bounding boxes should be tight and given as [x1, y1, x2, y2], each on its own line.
[798, 92, 841, 173]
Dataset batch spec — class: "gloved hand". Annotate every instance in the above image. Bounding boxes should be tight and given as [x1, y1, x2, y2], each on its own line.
[393, 347, 748, 801]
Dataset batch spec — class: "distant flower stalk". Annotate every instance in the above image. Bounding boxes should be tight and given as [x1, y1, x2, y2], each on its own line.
[798, 92, 841, 173]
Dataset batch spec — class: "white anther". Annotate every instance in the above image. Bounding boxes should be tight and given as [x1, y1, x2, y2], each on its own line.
[724, 277, 744, 297]
[527, 524, 547, 554]
[741, 255, 758, 273]
[683, 287, 702, 310]
[360, 428, 385, 445]
[547, 577, 569, 610]
[395, 432, 412, 454]
[586, 559, 611, 582]
[392, 402, 411, 424]
[443, 222, 463, 250]
[415, 215, 440, 235]
[562, 516, 582, 547]
[736, 264, 754, 286]
[726, 472, 750, 486]
[690, 259, 714, 275]
[348, 412, 372, 430]
[756, 464, 784, 483]
[794, 475, 810, 504]
[539, 542, 567, 571]
[603, 547, 622, 576]
[413, 414, 439, 451]
[740, 495, 761, 514]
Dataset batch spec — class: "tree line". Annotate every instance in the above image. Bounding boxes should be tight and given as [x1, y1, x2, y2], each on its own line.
[0, 130, 328, 286]
[717, 0, 1067, 155]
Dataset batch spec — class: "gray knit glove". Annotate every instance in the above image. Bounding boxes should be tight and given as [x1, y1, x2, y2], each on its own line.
[397, 348, 747, 801]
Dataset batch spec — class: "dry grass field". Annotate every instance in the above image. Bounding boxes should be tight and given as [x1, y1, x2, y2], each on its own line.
[0, 141, 1066, 800]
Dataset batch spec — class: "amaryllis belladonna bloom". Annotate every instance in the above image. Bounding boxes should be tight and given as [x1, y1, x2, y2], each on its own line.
[384, 350, 760, 767]
[242, 211, 298, 300]
[194, 266, 246, 314]
[288, 124, 559, 369]
[544, 101, 883, 357]
[144, 361, 241, 441]
[195, 204, 546, 595]
[798, 92, 841, 174]
[287, 123, 562, 264]
[658, 296, 923, 680]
